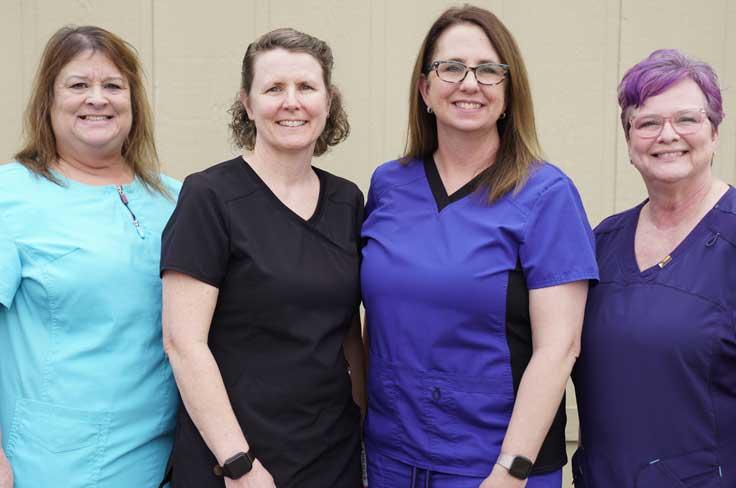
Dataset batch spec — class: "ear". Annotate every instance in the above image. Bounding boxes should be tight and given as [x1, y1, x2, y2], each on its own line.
[240, 89, 252, 119]
[418, 74, 431, 110]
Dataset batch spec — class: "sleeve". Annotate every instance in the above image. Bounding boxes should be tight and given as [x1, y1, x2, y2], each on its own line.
[160, 173, 230, 288]
[0, 212, 21, 308]
[519, 177, 599, 289]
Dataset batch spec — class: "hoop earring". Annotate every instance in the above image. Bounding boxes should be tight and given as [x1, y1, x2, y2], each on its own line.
[427, 106, 433, 114]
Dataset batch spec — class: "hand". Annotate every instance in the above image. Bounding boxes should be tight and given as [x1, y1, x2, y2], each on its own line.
[479, 464, 526, 488]
[0, 432, 13, 488]
[224, 459, 275, 488]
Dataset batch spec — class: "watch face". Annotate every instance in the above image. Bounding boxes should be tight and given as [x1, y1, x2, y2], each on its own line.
[223, 452, 253, 479]
[508, 456, 533, 479]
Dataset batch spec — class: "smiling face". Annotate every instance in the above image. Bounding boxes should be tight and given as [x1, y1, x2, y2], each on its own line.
[419, 22, 506, 139]
[50, 50, 132, 161]
[628, 78, 718, 186]
[242, 48, 329, 157]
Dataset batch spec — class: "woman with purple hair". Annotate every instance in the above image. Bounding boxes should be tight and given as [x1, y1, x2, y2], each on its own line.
[572, 49, 734, 487]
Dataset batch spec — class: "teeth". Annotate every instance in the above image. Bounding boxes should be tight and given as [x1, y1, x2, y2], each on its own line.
[82, 115, 110, 121]
[455, 102, 481, 109]
[278, 120, 306, 127]
[656, 151, 684, 158]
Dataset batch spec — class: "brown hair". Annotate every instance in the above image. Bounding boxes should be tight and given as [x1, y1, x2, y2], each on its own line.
[404, 5, 543, 203]
[228, 28, 349, 156]
[14, 25, 168, 195]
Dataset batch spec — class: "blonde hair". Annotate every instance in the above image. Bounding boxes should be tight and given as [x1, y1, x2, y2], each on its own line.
[404, 5, 543, 203]
[14, 25, 168, 196]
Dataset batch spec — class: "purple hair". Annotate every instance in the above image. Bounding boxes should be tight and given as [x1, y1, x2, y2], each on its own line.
[618, 49, 724, 137]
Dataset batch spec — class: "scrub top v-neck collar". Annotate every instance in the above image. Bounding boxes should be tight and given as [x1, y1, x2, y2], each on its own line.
[622, 186, 735, 278]
[423, 155, 488, 212]
[240, 156, 326, 225]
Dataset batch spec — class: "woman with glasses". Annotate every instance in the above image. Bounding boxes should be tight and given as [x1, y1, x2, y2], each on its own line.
[572, 49, 735, 487]
[361, 5, 598, 487]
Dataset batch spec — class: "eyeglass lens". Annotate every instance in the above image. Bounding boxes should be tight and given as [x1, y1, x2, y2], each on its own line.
[631, 109, 706, 137]
[435, 62, 506, 85]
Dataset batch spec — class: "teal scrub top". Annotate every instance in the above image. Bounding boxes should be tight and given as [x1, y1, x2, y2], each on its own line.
[0, 162, 181, 488]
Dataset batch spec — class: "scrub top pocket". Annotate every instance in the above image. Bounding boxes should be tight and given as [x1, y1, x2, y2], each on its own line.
[635, 448, 722, 488]
[6, 398, 111, 488]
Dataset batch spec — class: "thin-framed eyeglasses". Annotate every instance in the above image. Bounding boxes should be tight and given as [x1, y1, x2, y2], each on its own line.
[629, 108, 708, 139]
[427, 60, 509, 86]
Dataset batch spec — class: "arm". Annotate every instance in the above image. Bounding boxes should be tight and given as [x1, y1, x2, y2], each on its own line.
[343, 313, 366, 424]
[162, 271, 274, 488]
[480, 280, 588, 488]
[0, 430, 12, 488]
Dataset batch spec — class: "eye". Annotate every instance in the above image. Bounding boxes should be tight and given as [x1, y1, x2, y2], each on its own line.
[70, 82, 88, 89]
[299, 83, 315, 91]
[104, 83, 123, 90]
[442, 62, 466, 73]
[635, 118, 661, 129]
[266, 86, 282, 93]
[477, 64, 504, 76]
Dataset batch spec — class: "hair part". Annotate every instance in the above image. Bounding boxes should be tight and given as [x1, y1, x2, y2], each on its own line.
[13, 25, 167, 195]
[228, 28, 349, 157]
[403, 4, 543, 203]
[618, 49, 724, 139]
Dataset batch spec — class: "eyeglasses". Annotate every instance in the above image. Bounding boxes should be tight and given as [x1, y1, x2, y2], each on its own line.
[629, 108, 708, 139]
[428, 60, 509, 86]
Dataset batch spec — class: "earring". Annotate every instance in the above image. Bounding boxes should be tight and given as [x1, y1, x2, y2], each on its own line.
[427, 106, 433, 114]
[499, 112, 506, 119]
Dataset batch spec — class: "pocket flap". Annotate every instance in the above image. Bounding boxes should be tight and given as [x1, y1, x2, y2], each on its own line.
[636, 448, 721, 488]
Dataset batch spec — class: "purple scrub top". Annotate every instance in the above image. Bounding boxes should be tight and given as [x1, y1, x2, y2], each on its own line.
[361, 157, 598, 477]
[573, 186, 736, 488]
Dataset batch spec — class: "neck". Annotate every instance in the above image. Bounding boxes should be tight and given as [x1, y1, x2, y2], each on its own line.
[644, 172, 724, 229]
[434, 125, 500, 177]
[55, 150, 131, 185]
[245, 143, 315, 187]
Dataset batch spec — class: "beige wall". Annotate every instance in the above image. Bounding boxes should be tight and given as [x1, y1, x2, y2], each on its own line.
[2, 0, 735, 484]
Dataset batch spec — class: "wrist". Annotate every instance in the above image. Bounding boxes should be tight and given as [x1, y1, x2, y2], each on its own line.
[496, 453, 534, 480]
[214, 450, 255, 480]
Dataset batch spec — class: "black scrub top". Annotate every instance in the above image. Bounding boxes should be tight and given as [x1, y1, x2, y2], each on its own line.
[161, 157, 363, 488]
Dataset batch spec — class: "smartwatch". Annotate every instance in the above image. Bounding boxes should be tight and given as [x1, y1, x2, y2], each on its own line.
[213, 450, 255, 480]
[496, 453, 534, 480]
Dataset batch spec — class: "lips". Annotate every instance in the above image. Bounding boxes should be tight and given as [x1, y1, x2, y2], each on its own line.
[277, 120, 307, 127]
[453, 101, 483, 109]
[78, 115, 113, 121]
[652, 150, 688, 160]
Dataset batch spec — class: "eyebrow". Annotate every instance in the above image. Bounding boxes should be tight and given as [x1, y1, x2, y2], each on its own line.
[444, 57, 499, 64]
[63, 74, 126, 83]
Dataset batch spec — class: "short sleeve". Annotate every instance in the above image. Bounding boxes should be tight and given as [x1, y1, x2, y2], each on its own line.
[519, 177, 599, 289]
[0, 212, 21, 308]
[160, 173, 230, 287]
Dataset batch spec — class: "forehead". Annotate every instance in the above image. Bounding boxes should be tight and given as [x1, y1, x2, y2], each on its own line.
[57, 49, 124, 80]
[637, 78, 707, 114]
[252, 48, 324, 83]
[432, 22, 500, 62]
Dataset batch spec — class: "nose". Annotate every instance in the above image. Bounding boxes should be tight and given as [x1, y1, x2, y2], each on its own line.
[459, 69, 479, 91]
[85, 84, 108, 106]
[657, 119, 680, 142]
[282, 86, 299, 109]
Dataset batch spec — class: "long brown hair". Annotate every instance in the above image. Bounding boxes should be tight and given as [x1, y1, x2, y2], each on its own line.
[14, 25, 168, 195]
[404, 5, 543, 203]
[228, 28, 349, 156]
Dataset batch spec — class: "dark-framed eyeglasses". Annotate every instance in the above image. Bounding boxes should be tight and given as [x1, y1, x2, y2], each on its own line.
[427, 60, 509, 86]
[629, 108, 708, 139]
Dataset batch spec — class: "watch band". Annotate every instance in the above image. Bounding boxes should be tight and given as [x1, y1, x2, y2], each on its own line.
[496, 453, 534, 480]
[213, 450, 255, 479]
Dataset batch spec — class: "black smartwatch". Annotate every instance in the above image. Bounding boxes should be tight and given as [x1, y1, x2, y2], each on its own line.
[496, 453, 534, 480]
[214, 450, 254, 480]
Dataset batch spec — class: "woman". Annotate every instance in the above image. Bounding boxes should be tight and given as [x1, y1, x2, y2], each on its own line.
[573, 50, 734, 487]
[160, 28, 364, 488]
[0, 26, 180, 488]
[361, 5, 598, 488]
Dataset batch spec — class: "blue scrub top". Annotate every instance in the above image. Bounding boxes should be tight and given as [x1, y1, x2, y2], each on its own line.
[0, 162, 181, 488]
[361, 158, 598, 477]
[573, 186, 736, 488]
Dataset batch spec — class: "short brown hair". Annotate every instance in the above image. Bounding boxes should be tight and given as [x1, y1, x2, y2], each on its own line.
[14, 25, 167, 195]
[228, 28, 349, 156]
[404, 5, 543, 203]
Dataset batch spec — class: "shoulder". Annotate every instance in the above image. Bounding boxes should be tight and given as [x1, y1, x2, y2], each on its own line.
[506, 161, 580, 213]
[158, 173, 182, 196]
[711, 186, 736, 247]
[0, 161, 47, 190]
[368, 158, 424, 199]
[594, 205, 641, 237]
[314, 167, 364, 206]
[181, 157, 257, 203]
